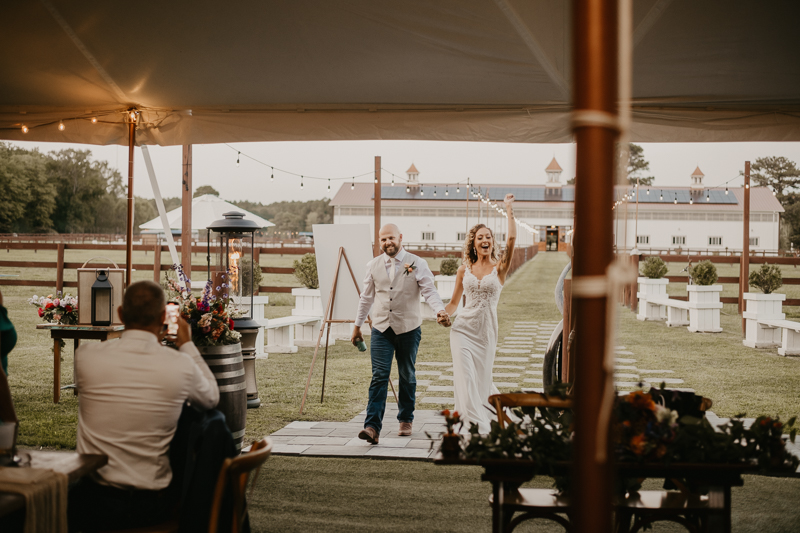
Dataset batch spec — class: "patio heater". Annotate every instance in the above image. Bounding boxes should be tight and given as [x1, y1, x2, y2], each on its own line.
[207, 211, 262, 408]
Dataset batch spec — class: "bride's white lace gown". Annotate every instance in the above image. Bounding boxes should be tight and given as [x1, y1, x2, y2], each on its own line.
[450, 265, 503, 434]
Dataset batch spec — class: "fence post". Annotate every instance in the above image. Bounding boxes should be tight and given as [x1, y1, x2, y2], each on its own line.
[153, 243, 162, 283]
[56, 243, 65, 292]
[254, 246, 261, 295]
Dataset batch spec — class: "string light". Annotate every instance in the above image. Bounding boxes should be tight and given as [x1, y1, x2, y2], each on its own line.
[725, 188, 729, 195]
[433, 186, 437, 196]
[21, 125, 28, 134]
[391, 177, 395, 186]
[300, 175, 304, 190]
[270, 168, 274, 182]
[456, 186, 460, 193]
[327, 179, 331, 191]
[745, 183, 750, 189]
[58, 121, 65, 131]
[706, 192, 710, 201]
[406, 185, 410, 193]
[374, 174, 378, 184]
[236, 152, 240, 167]
[445, 186, 449, 196]
[689, 197, 693, 205]
[351, 177, 355, 190]
[660, 190, 663, 201]
[91, 117, 97, 124]
[674, 194, 678, 204]
[647, 189, 650, 195]
[129, 110, 137, 121]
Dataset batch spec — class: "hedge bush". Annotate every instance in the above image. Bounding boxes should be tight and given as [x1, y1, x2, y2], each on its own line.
[293, 253, 319, 289]
[240, 258, 263, 296]
[439, 257, 459, 276]
[640, 256, 668, 279]
[749, 264, 783, 294]
[690, 260, 718, 286]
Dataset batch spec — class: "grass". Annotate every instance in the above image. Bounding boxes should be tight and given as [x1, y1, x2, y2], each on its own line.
[4, 251, 800, 531]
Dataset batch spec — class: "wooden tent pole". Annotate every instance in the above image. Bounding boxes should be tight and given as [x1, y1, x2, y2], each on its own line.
[125, 117, 135, 287]
[181, 145, 192, 280]
[374, 156, 381, 257]
[571, 0, 618, 531]
[740, 161, 751, 332]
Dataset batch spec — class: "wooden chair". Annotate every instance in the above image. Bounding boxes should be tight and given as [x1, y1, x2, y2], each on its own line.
[105, 437, 272, 533]
[208, 436, 273, 533]
[486, 393, 574, 532]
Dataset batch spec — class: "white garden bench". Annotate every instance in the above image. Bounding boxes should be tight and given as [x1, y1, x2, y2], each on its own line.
[759, 320, 800, 356]
[265, 316, 322, 353]
[647, 297, 690, 328]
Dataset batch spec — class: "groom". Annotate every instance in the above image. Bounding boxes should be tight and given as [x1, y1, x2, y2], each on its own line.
[351, 223, 449, 444]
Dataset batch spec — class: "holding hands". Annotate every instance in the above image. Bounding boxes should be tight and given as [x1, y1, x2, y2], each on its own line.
[436, 310, 451, 328]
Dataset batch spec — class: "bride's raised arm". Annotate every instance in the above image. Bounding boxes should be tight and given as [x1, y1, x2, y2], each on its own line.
[497, 193, 517, 284]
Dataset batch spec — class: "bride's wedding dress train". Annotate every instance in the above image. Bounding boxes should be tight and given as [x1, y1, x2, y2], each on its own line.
[450, 265, 503, 434]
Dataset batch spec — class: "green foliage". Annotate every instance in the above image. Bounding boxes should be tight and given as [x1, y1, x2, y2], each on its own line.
[193, 185, 219, 197]
[640, 256, 668, 279]
[690, 260, 718, 286]
[293, 253, 319, 289]
[627, 143, 654, 186]
[233, 199, 332, 234]
[240, 257, 263, 296]
[750, 156, 800, 201]
[749, 263, 783, 294]
[0, 143, 56, 232]
[439, 257, 459, 276]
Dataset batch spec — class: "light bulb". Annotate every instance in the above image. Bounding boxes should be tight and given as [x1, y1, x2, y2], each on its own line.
[91, 117, 97, 124]
[58, 121, 65, 131]
[433, 186, 437, 196]
[301, 176, 304, 190]
[351, 177, 355, 190]
[773, 190, 777, 196]
[674, 196, 678, 204]
[129, 111, 137, 121]
[706, 194, 710, 201]
[647, 189, 650, 195]
[236, 153, 240, 167]
[456, 186, 460, 193]
[746, 184, 750, 189]
[725, 188, 729, 195]
[270, 168, 274, 182]
[327, 179, 331, 191]
[689, 198, 693, 204]
[420, 190, 424, 196]
[374, 176, 378, 184]
[445, 187, 449, 196]
[391, 178, 394, 186]
[21, 125, 28, 133]
[406, 186, 410, 193]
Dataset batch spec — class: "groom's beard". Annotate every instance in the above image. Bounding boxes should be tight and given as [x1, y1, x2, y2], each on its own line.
[382, 243, 399, 257]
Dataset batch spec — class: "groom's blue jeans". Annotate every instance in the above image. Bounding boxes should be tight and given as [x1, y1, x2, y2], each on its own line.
[365, 326, 421, 433]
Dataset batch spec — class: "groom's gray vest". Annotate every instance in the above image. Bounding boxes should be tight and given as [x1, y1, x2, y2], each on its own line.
[370, 252, 423, 335]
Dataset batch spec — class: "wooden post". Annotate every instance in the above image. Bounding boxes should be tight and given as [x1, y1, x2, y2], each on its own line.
[253, 246, 261, 295]
[373, 156, 381, 257]
[125, 118, 136, 287]
[740, 162, 751, 333]
[562, 279, 573, 383]
[153, 242, 162, 282]
[571, 0, 618, 531]
[56, 243, 65, 292]
[182, 145, 193, 281]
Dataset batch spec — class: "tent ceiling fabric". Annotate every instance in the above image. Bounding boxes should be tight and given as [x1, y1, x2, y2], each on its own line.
[2, 0, 799, 145]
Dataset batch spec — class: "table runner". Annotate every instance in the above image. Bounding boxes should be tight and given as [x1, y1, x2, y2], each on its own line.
[0, 466, 68, 533]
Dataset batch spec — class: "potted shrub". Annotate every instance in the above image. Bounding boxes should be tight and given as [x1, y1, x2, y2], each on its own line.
[743, 264, 785, 349]
[686, 260, 723, 333]
[436, 257, 460, 299]
[636, 256, 669, 321]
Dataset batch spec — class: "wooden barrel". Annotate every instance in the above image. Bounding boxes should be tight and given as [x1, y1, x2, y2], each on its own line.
[198, 343, 247, 451]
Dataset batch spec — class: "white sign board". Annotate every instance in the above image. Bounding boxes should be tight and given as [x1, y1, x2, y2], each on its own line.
[312, 224, 373, 322]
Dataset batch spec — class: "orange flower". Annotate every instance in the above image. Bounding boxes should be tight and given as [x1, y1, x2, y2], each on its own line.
[627, 391, 656, 411]
[452, 411, 460, 418]
[629, 434, 648, 455]
[441, 409, 450, 417]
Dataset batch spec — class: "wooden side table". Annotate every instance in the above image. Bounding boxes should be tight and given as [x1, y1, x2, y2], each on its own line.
[35, 324, 124, 404]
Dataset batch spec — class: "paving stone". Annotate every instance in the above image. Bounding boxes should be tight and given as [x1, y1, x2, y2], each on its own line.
[416, 380, 432, 387]
[312, 422, 363, 429]
[646, 377, 685, 384]
[266, 436, 297, 443]
[526, 370, 543, 375]
[615, 365, 637, 370]
[522, 387, 544, 393]
[328, 429, 366, 438]
[270, 428, 336, 437]
[504, 341, 534, 345]
[417, 362, 455, 366]
[496, 357, 530, 362]
[638, 369, 675, 374]
[614, 373, 640, 379]
[493, 365, 525, 370]
[523, 378, 543, 383]
[365, 447, 431, 459]
[498, 348, 530, 353]
[427, 385, 455, 392]
[493, 382, 519, 387]
[416, 370, 443, 376]
[285, 421, 319, 429]
[615, 358, 637, 364]
[406, 439, 438, 449]
[420, 397, 455, 404]
[437, 375, 454, 381]
[301, 445, 371, 457]
[615, 382, 650, 388]
[615, 346, 626, 350]
[530, 354, 545, 359]
[530, 363, 544, 368]
[616, 350, 635, 355]
[514, 322, 538, 325]
[272, 444, 311, 455]
[492, 372, 521, 378]
[288, 436, 351, 445]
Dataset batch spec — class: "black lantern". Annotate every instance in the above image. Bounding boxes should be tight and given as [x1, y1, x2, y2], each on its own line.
[91, 270, 114, 326]
[206, 211, 260, 330]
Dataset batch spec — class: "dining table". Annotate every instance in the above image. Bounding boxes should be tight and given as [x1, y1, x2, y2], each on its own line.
[36, 323, 124, 404]
[434, 454, 761, 533]
[0, 449, 108, 530]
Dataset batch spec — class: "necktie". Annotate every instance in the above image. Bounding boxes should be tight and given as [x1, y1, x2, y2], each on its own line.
[388, 258, 395, 282]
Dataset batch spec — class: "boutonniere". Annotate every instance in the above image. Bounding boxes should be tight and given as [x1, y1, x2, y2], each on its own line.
[404, 262, 417, 276]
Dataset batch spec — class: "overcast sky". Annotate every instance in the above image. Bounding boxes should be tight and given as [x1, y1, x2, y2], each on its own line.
[8, 140, 800, 203]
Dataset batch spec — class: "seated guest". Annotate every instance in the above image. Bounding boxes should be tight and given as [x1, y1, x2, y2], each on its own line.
[69, 281, 219, 532]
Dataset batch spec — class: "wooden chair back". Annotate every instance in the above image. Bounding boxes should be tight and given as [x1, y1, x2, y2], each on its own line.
[208, 437, 273, 533]
[488, 393, 573, 429]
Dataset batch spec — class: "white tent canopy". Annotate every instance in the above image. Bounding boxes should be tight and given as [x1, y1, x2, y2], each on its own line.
[1, 0, 799, 146]
[138, 195, 274, 232]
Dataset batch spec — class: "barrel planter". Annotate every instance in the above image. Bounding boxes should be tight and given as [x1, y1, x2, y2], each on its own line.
[198, 343, 247, 451]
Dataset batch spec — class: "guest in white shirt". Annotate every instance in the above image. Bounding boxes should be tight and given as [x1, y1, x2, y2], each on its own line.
[68, 281, 219, 532]
[351, 224, 449, 444]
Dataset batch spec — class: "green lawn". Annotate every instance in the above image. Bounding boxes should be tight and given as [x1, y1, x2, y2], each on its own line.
[3, 251, 800, 531]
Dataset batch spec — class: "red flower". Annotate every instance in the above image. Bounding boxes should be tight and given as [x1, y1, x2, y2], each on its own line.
[45, 303, 55, 309]
[229, 318, 234, 330]
[65, 305, 73, 313]
[38, 308, 44, 317]
[441, 409, 451, 417]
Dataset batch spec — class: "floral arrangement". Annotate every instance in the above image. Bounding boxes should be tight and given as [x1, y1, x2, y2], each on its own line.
[29, 292, 79, 324]
[403, 262, 417, 276]
[441, 409, 462, 435]
[163, 265, 241, 347]
[615, 390, 679, 461]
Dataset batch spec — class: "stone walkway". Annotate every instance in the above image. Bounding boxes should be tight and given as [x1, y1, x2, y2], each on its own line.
[271, 320, 798, 468]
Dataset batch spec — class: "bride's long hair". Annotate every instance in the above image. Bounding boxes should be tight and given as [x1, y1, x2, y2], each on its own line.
[463, 223, 500, 267]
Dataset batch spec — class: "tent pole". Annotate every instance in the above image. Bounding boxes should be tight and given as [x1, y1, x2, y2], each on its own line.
[740, 162, 750, 329]
[182, 145, 193, 281]
[125, 117, 135, 287]
[374, 156, 381, 257]
[571, 0, 619, 532]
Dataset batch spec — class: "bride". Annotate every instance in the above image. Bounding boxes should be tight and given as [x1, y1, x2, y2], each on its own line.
[444, 194, 516, 433]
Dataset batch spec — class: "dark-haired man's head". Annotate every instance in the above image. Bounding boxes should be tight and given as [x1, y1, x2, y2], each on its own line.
[119, 281, 166, 333]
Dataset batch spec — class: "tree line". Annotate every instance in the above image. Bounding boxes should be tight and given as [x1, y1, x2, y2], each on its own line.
[0, 143, 331, 235]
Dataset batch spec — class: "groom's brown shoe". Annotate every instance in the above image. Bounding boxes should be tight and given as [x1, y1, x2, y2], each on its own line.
[358, 426, 380, 444]
[398, 422, 413, 436]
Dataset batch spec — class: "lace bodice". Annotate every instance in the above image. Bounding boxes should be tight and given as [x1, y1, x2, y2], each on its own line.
[452, 265, 503, 336]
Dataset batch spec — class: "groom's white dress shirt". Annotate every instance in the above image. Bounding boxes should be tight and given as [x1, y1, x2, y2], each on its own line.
[355, 248, 444, 333]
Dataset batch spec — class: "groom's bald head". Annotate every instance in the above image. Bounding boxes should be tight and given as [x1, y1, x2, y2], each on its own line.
[379, 224, 403, 257]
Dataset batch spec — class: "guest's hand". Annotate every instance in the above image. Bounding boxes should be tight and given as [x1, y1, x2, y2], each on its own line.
[351, 325, 364, 346]
[437, 311, 451, 327]
[175, 317, 192, 348]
